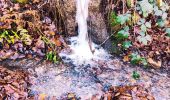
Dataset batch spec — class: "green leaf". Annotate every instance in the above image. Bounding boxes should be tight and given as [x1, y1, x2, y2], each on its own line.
[139, 1, 153, 17]
[155, 10, 163, 16]
[124, 26, 129, 31]
[140, 18, 146, 24]
[110, 12, 119, 26]
[141, 24, 147, 32]
[130, 53, 142, 64]
[49, 51, 53, 60]
[153, 6, 159, 12]
[149, 0, 154, 3]
[46, 51, 53, 61]
[117, 15, 126, 25]
[116, 30, 129, 39]
[137, 34, 151, 45]
[127, 0, 133, 8]
[139, 31, 145, 36]
[12, 31, 20, 39]
[18, 29, 28, 33]
[165, 28, 170, 37]
[117, 14, 131, 25]
[9, 36, 15, 44]
[53, 55, 58, 63]
[122, 41, 132, 49]
[132, 71, 140, 80]
[157, 19, 165, 27]
[143, 11, 148, 17]
[141, 58, 148, 66]
[145, 22, 151, 28]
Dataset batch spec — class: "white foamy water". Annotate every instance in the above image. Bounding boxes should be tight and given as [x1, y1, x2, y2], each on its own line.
[59, 0, 110, 65]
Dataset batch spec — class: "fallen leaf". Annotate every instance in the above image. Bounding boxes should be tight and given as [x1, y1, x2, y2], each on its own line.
[67, 93, 75, 99]
[147, 58, 161, 68]
[48, 31, 55, 36]
[38, 93, 47, 100]
[54, 39, 62, 47]
[123, 55, 129, 62]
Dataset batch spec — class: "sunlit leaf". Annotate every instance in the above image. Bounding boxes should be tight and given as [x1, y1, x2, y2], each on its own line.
[127, 0, 134, 8]
[132, 12, 140, 24]
[157, 0, 163, 7]
[53, 55, 57, 63]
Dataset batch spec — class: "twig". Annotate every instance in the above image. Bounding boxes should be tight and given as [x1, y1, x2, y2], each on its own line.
[122, 0, 125, 14]
[99, 34, 114, 47]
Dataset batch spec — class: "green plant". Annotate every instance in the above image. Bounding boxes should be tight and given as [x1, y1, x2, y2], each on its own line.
[122, 41, 132, 49]
[130, 53, 148, 66]
[137, 32, 151, 45]
[132, 71, 140, 80]
[0, 30, 19, 44]
[116, 26, 130, 40]
[110, 0, 169, 67]
[137, 0, 153, 17]
[110, 12, 131, 26]
[46, 51, 59, 63]
[165, 28, 170, 37]
[117, 14, 131, 25]
[0, 29, 33, 46]
[137, 19, 152, 45]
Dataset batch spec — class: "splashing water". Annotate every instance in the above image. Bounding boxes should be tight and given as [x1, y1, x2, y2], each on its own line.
[59, 0, 109, 65]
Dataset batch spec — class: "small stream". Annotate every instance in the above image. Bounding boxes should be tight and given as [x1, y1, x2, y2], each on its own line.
[26, 58, 170, 100]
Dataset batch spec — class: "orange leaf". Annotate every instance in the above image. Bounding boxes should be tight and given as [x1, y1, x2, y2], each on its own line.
[123, 55, 129, 62]
[54, 39, 62, 47]
[48, 31, 55, 36]
[38, 93, 47, 100]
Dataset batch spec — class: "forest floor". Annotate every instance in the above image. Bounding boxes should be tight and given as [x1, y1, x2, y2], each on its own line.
[0, 0, 170, 100]
[0, 58, 169, 100]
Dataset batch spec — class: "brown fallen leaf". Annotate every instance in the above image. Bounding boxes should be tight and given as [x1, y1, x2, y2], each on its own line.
[119, 95, 132, 100]
[54, 39, 62, 47]
[67, 93, 76, 100]
[147, 58, 162, 68]
[123, 55, 129, 62]
[147, 95, 155, 100]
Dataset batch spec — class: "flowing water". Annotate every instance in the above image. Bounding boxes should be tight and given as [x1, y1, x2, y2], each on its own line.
[59, 0, 109, 65]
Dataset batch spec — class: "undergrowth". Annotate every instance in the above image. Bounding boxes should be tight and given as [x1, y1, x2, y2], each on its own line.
[110, 0, 170, 68]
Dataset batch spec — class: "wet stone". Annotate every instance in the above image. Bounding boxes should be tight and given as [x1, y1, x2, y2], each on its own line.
[61, 56, 66, 60]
